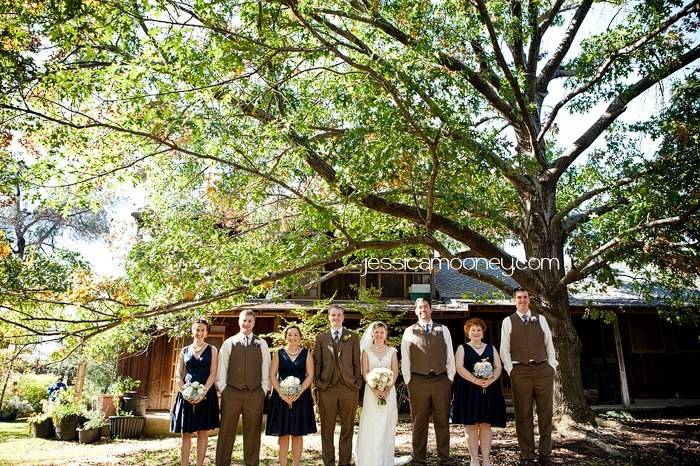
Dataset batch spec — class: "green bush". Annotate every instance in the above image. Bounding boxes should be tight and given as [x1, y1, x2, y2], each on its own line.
[111, 376, 140, 395]
[80, 410, 107, 430]
[16, 373, 56, 412]
[0, 395, 33, 419]
[49, 388, 85, 423]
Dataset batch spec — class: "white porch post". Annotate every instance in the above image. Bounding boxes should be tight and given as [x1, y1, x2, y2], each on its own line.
[613, 315, 631, 408]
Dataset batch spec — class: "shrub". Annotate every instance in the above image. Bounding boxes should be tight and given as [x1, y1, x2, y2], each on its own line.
[110, 376, 140, 395]
[16, 373, 56, 412]
[49, 388, 85, 424]
[27, 410, 51, 425]
[0, 396, 33, 419]
[80, 410, 107, 430]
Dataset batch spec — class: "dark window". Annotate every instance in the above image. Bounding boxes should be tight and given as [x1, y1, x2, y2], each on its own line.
[381, 273, 405, 298]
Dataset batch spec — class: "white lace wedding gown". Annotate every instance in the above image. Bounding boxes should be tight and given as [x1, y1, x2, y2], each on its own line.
[354, 347, 411, 466]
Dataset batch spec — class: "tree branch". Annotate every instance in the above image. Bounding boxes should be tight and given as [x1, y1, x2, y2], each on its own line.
[559, 207, 700, 287]
[561, 201, 622, 237]
[322, 1, 522, 127]
[536, 0, 594, 96]
[538, 0, 567, 34]
[421, 236, 516, 294]
[293, 137, 535, 287]
[525, 0, 542, 104]
[548, 43, 700, 180]
[510, 0, 527, 73]
[554, 173, 642, 223]
[538, 1, 699, 142]
[473, 0, 541, 163]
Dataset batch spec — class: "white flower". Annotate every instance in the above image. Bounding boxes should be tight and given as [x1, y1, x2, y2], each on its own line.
[473, 359, 494, 379]
[279, 376, 302, 397]
[182, 381, 207, 402]
[366, 368, 393, 406]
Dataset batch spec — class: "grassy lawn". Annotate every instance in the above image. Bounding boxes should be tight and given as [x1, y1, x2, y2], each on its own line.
[0, 421, 307, 466]
[0, 422, 30, 443]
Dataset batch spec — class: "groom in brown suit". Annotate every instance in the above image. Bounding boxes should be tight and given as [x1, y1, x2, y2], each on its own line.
[313, 304, 362, 466]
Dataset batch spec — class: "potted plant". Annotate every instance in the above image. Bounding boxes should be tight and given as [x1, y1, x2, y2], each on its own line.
[95, 392, 116, 418]
[51, 389, 85, 441]
[113, 376, 140, 397]
[112, 376, 146, 416]
[78, 410, 107, 444]
[28, 409, 54, 439]
[108, 406, 145, 439]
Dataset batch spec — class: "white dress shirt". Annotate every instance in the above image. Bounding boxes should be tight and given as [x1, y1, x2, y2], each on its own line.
[499, 310, 558, 375]
[331, 326, 343, 342]
[400, 320, 456, 384]
[216, 332, 271, 393]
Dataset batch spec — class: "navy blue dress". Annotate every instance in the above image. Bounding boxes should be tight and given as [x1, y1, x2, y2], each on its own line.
[265, 348, 317, 436]
[170, 345, 220, 433]
[450, 343, 506, 427]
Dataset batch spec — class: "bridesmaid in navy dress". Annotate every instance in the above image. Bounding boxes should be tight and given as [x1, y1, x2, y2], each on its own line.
[266, 325, 316, 466]
[451, 318, 506, 466]
[171, 318, 220, 466]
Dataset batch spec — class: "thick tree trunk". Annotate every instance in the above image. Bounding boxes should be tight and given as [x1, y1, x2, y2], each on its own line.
[541, 292, 597, 425]
[521, 179, 597, 425]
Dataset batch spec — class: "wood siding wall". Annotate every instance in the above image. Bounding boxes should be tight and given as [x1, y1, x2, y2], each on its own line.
[116, 335, 176, 410]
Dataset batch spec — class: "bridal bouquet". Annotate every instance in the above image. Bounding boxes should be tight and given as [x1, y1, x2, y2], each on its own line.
[279, 376, 302, 408]
[366, 367, 393, 406]
[182, 381, 207, 403]
[473, 358, 494, 394]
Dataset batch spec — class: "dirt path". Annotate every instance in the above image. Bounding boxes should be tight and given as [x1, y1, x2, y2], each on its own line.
[1, 417, 699, 465]
[0, 436, 182, 465]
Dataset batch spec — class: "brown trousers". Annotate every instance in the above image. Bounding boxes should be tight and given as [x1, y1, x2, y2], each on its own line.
[510, 362, 555, 461]
[407, 373, 452, 463]
[215, 385, 265, 466]
[317, 382, 359, 466]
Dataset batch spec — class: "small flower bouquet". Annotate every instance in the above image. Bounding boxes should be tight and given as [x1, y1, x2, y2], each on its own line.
[473, 358, 494, 394]
[366, 367, 393, 406]
[279, 376, 302, 408]
[182, 381, 207, 403]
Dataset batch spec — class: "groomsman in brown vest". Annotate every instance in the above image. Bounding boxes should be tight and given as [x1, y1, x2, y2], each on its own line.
[500, 288, 558, 466]
[215, 310, 271, 466]
[313, 304, 361, 466]
[400, 298, 455, 465]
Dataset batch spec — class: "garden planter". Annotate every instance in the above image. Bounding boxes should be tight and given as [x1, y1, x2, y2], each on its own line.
[55, 414, 79, 441]
[119, 393, 147, 416]
[109, 415, 145, 439]
[31, 418, 54, 438]
[78, 427, 102, 444]
[133, 396, 147, 416]
[96, 394, 116, 417]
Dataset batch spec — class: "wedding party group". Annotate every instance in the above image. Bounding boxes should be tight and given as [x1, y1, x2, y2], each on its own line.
[169, 288, 557, 466]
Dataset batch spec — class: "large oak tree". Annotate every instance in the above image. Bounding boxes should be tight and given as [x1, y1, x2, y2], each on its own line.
[2, 0, 699, 423]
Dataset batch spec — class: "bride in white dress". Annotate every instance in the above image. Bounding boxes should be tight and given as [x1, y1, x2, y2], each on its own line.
[354, 321, 411, 466]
